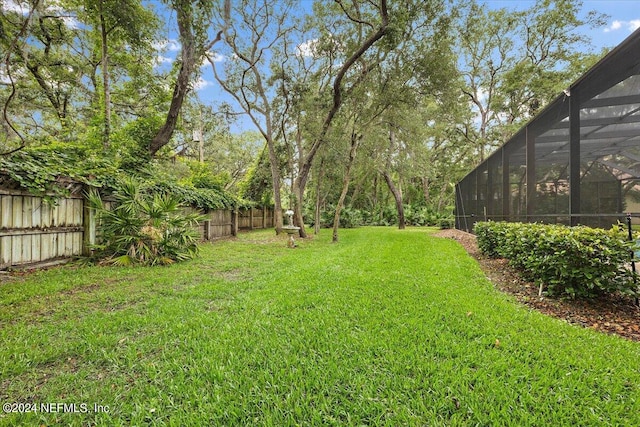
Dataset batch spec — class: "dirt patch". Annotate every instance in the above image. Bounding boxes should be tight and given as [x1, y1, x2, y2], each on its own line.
[433, 228, 640, 341]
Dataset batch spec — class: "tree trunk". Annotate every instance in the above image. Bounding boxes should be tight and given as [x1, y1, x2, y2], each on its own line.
[332, 132, 360, 243]
[99, 0, 110, 150]
[292, 179, 307, 238]
[292, 0, 389, 239]
[422, 176, 430, 206]
[266, 136, 284, 234]
[372, 174, 379, 221]
[384, 126, 405, 229]
[437, 181, 449, 213]
[149, 1, 197, 157]
[383, 171, 405, 229]
[314, 159, 325, 235]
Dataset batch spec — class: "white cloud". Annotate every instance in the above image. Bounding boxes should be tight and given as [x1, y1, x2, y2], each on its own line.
[154, 55, 173, 66]
[2, 0, 26, 13]
[194, 77, 214, 91]
[152, 39, 181, 52]
[296, 39, 318, 57]
[604, 19, 640, 33]
[477, 87, 489, 103]
[167, 40, 181, 51]
[152, 39, 181, 68]
[45, 1, 81, 29]
[0, 69, 12, 84]
[604, 20, 622, 32]
[60, 15, 81, 29]
[3, 1, 80, 28]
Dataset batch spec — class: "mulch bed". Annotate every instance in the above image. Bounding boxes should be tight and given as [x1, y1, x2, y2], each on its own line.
[434, 228, 640, 342]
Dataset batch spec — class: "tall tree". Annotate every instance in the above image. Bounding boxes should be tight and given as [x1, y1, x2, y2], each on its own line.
[1, 0, 162, 150]
[456, 0, 606, 164]
[1, 1, 83, 137]
[331, 120, 361, 242]
[207, 0, 297, 233]
[177, 98, 258, 192]
[289, 0, 390, 237]
[0, 0, 40, 152]
[332, 0, 458, 229]
[456, 2, 517, 162]
[497, 0, 606, 132]
[149, 0, 229, 157]
[75, 0, 158, 149]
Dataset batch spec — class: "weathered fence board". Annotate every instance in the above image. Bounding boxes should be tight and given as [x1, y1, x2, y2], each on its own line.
[0, 186, 275, 268]
[0, 191, 86, 268]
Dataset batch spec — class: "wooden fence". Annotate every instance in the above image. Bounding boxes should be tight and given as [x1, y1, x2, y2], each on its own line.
[0, 189, 84, 269]
[0, 188, 275, 269]
[237, 207, 275, 230]
[199, 207, 275, 240]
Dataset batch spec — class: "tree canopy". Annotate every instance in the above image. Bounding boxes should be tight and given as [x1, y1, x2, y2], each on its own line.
[0, 0, 609, 233]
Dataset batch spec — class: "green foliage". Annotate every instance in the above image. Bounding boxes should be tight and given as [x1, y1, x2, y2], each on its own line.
[474, 221, 505, 258]
[1, 1, 163, 144]
[110, 115, 163, 174]
[0, 145, 118, 200]
[475, 221, 638, 298]
[331, 206, 364, 229]
[361, 205, 398, 227]
[88, 180, 204, 266]
[238, 146, 274, 206]
[0, 144, 242, 211]
[437, 217, 454, 229]
[143, 181, 244, 211]
[309, 205, 364, 229]
[318, 204, 453, 228]
[404, 204, 454, 228]
[309, 204, 455, 230]
[179, 159, 229, 190]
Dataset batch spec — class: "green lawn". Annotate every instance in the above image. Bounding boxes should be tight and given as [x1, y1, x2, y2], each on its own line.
[1, 227, 640, 426]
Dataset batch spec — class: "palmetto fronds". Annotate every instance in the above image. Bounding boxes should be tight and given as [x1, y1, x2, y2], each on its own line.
[88, 179, 204, 266]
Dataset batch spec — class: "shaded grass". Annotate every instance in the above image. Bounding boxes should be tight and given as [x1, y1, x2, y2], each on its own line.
[1, 227, 640, 426]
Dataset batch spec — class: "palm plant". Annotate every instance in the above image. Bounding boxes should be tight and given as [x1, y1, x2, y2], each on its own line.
[87, 179, 204, 265]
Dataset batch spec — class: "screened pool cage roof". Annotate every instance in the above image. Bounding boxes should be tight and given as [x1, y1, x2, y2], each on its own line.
[515, 73, 640, 169]
[495, 28, 640, 174]
[455, 27, 640, 231]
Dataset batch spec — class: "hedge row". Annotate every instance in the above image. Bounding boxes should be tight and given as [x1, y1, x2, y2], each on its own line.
[474, 221, 638, 298]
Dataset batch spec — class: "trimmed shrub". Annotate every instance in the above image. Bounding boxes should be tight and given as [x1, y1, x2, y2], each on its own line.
[475, 221, 638, 298]
[438, 218, 454, 229]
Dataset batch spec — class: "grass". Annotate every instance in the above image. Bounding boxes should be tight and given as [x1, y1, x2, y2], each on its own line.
[1, 227, 640, 426]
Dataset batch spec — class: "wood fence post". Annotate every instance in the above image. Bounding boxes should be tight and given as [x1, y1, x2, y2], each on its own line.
[231, 209, 238, 237]
[250, 207, 254, 230]
[203, 219, 211, 240]
[82, 188, 96, 256]
[262, 206, 266, 229]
